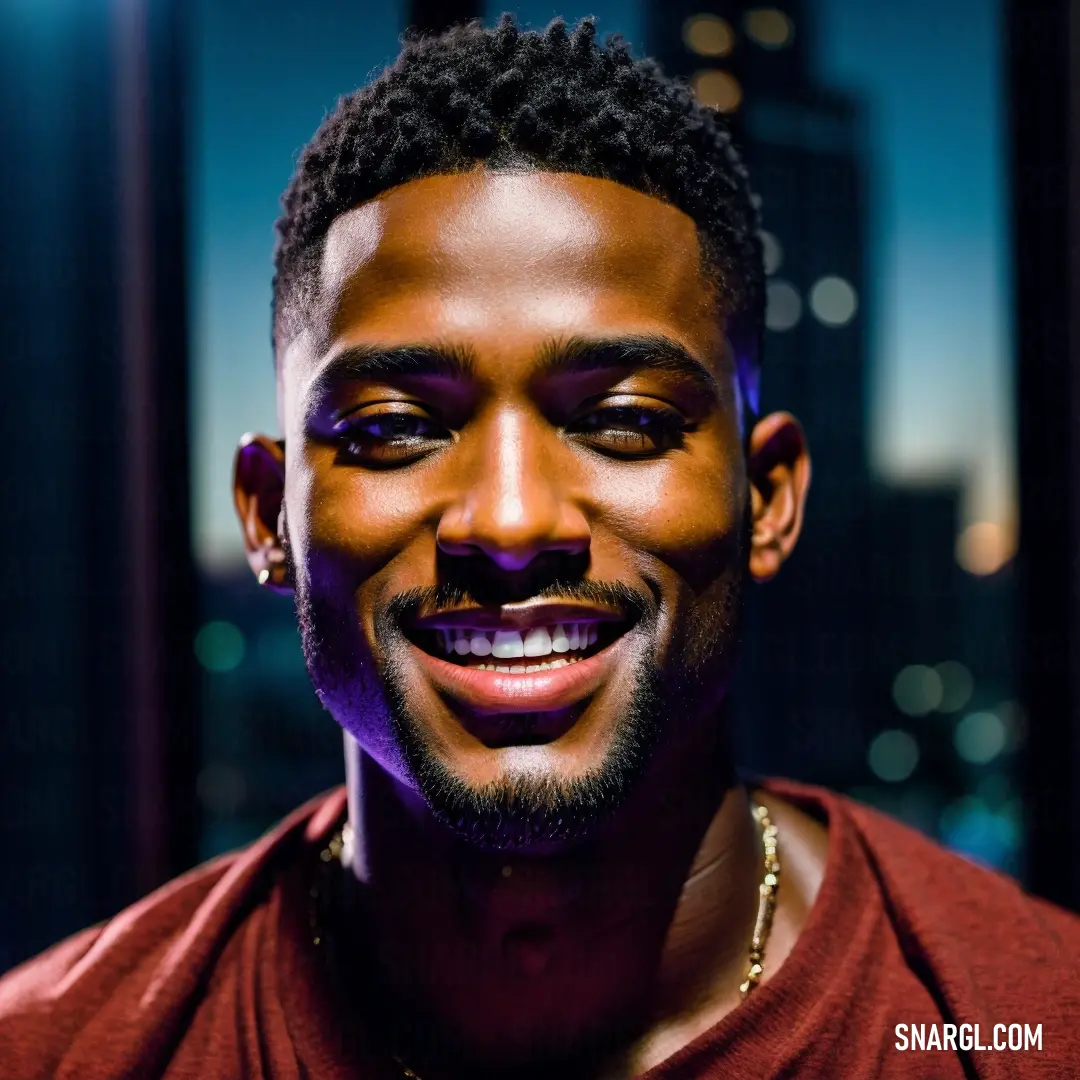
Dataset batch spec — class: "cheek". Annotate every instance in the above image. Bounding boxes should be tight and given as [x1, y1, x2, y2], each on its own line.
[593, 452, 745, 587]
[290, 448, 435, 588]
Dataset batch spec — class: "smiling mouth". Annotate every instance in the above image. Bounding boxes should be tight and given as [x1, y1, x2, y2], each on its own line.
[407, 621, 625, 673]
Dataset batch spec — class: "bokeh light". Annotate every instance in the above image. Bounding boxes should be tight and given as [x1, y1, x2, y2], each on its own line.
[939, 796, 1021, 870]
[691, 68, 743, 112]
[956, 521, 1014, 575]
[765, 279, 802, 331]
[744, 8, 795, 49]
[868, 729, 919, 782]
[682, 14, 735, 57]
[759, 229, 783, 275]
[954, 710, 1007, 764]
[933, 660, 974, 713]
[892, 664, 943, 716]
[194, 620, 246, 673]
[808, 275, 859, 326]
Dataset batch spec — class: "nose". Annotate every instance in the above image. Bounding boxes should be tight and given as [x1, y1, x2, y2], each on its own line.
[436, 410, 591, 572]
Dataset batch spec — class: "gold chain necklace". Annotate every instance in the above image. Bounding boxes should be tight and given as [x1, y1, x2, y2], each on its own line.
[309, 801, 779, 1078]
[739, 802, 780, 995]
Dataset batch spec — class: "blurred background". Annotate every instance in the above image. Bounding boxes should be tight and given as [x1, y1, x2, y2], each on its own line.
[1, 0, 1075, 973]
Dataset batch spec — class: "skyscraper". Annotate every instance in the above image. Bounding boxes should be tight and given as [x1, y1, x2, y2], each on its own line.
[645, 1, 876, 781]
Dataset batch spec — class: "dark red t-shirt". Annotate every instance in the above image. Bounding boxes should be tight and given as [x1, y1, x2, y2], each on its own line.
[2, 779, 1077, 1078]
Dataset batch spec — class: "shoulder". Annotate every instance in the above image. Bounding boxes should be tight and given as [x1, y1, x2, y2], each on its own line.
[760, 778, 1080, 1072]
[839, 788, 1080, 951]
[0, 787, 346, 1079]
[765, 777, 1080, 934]
[763, 777, 1080, 1042]
[0, 854, 238, 1078]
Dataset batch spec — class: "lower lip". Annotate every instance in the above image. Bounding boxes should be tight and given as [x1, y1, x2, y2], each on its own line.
[407, 632, 630, 716]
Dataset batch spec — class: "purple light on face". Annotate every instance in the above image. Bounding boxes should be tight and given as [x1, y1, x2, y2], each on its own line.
[722, 313, 762, 435]
[727, 338, 761, 436]
[737, 354, 761, 419]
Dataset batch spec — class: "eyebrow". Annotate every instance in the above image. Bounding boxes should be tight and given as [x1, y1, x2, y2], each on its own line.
[302, 343, 475, 422]
[534, 335, 721, 399]
[303, 333, 721, 417]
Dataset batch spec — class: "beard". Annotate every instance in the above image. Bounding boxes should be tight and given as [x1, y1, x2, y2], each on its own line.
[284, 507, 750, 852]
[381, 588, 668, 851]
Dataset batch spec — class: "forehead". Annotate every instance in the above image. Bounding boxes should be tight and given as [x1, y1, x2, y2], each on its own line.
[283, 171, 722, 393]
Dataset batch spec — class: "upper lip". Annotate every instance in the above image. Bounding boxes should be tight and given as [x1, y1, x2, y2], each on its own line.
[410, 602, 629, 633]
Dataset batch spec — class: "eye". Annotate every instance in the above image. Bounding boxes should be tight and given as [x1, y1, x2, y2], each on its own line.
[333, 408, 449, 465]
[570, 404, 691, 456]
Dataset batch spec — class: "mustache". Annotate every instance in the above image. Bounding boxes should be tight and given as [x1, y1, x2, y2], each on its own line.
[383, 577, 657, 629]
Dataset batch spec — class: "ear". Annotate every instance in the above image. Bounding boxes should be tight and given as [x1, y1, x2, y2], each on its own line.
[233, 432, 292, 593]
[746, 411, 812, 583]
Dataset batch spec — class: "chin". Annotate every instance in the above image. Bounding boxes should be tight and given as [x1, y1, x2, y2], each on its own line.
[388, 666, 668, 851]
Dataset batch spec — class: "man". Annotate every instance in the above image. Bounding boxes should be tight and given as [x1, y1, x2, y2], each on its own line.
[1, 15, 1078, 1079]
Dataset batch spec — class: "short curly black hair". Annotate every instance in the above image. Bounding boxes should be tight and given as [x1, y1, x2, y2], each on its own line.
[273, 13, 764, 382]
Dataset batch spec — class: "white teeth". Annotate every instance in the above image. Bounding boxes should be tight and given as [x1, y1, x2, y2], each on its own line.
[469, 631, 492, 656]
[491, 629, 525, 658]
[473, 657, 582, 672]
[435, 622, 604, 661]
[523, 626, 552, 657]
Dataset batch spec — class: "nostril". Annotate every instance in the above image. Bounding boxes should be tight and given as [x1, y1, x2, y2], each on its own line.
[487, 548, 548, 574]
[436, 522, 591, 572]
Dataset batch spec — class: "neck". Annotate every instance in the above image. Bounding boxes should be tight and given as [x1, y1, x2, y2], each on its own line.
[340, 705, 761, 1078]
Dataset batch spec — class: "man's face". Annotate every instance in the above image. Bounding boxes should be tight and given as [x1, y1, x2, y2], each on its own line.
[240, 171, 801, 849]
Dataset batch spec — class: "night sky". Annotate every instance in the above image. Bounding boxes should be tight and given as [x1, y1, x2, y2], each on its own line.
[191, 0, 1009, 569]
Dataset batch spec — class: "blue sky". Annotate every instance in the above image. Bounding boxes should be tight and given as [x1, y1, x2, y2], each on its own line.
[190, 0, 1011, 568]
[813, 0, 1012, 543]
